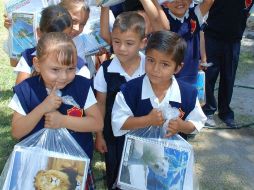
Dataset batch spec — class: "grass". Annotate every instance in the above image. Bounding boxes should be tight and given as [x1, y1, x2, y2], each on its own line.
[0, 2, 254, 189]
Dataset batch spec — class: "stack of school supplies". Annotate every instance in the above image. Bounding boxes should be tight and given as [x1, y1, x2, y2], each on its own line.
[4, 0, 48, 58]
[0, 128, 90, 190]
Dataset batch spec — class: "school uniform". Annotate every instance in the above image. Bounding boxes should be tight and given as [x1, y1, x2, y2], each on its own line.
[203, 0, 254, 123]
[14, 47, 91, 79]
[9, 75, 97, 189]
[93, 52, 145, 189]
[163, 5, 205, 85]
[112, 75, 206, 139]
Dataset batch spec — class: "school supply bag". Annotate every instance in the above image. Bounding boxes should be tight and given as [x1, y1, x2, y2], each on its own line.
[117, 103, 196, 190]
[0, 128, 90, 190]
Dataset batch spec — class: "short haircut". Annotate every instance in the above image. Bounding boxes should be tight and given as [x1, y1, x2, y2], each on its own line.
[39, 5, 72, 33]
[36, 32, 77, 66]
[113, 11, 146, 39]
[146, 31, 187, 66]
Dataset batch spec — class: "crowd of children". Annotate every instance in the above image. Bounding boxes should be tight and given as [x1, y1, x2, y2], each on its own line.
[3, 0, 254, 189]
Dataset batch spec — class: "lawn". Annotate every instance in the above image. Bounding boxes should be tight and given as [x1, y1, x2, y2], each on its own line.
[0, 2, 254, 190]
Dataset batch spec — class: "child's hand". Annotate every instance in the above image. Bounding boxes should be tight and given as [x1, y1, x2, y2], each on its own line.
[147, 108, 165, 126]
[3, 14, 12, 29]
[44, 111, 63, 129]
[41, 84, 62, 113]
[165, 117, 185, 137]
[95, 133, 108, 153]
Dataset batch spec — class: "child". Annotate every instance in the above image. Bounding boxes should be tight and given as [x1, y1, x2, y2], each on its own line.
[112, 30, 206, 143]
[140, 0, 214, 85]
[14, 5, 90, 85]
[94, 11, 147, 189]
[9, 32, 103, 189]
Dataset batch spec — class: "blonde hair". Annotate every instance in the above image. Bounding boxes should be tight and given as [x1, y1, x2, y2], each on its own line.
[36, 32, 77, 66]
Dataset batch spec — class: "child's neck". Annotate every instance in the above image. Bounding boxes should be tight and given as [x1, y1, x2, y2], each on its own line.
[120, 54, 141, 77]
[151, 79, 172, 103]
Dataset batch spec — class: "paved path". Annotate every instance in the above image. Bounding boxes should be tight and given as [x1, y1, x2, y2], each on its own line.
[190, 33, 254, 189]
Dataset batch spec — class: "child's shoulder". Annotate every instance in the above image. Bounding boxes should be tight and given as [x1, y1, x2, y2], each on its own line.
[121, 74, 145, 92]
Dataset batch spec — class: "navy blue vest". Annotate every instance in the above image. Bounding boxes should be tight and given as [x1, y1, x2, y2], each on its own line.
[102, 59, 127, 143]
[13, 75, 94, 159]
[163, 7, 200, 85]
[121, 75, 198, 139]
[21, 47, 36, 67]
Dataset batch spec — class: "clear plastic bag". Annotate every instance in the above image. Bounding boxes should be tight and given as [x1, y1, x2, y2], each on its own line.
[4, 0, 48, 58]
[117, 102, 195, 190]
[0, 128, 90, 190]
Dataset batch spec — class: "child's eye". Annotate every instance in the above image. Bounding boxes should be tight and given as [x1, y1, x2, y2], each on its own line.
[146, 57, 154, 63]
[161, 63, 169, 67]
[127, 42, 134, 46]
[68, 67, 76, 71]
[52, 68, 59, 72]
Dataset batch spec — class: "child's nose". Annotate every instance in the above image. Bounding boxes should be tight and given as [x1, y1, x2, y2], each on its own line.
[59, 70, 67, 80]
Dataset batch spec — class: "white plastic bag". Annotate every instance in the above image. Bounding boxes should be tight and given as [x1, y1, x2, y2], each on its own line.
[88, 0, 125, 7]
[0, 128, 90, 190]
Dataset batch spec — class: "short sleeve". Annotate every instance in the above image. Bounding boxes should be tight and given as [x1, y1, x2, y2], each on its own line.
[185, 97, 207, 133]
[8, 94, 26, 115]
[112, 91, 134, 137]
[93, 66, 107, 93]
[83, 87, 97, 110]
[14, 56, 32, 74]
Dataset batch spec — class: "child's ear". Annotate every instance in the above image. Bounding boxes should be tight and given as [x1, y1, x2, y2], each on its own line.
[36, 28, 42, 39]
[33, 57, 40, 72]
[174, 63, 183, 74]
[140, 37, 148, 50]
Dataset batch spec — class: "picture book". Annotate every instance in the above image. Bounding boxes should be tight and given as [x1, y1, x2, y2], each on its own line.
[118, 135, 193, 190]
[11, 12, 37, 57]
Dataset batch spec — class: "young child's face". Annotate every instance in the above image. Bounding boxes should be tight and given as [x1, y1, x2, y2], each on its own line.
[111, 28, 146, 64]
[34, 53, 77, 90]
[69, 8, 89, 38]
[145, 49, 181, 87]
[162, 0, 192, 18]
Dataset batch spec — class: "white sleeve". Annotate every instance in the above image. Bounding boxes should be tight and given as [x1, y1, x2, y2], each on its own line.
[76, 65, 91, 79]
[112, 92, 134, 137]
[14, 56, 32, 74]
[185, 97, 207, 133]
[195, 5, 208, 26]
[93, 66, 107, 93]
[8, 94, 26, 115]
[83, 87, 97, 110]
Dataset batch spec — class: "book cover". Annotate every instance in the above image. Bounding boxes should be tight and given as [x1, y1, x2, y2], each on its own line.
[2, 147, 89, 190]
[118, 135, 192, 190]
[11, 12, 36, 57]
[4, 0, 47, 14]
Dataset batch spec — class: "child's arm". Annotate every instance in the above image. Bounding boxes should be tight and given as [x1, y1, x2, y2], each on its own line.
[165, 97, 207, 137]
[15, 72, 30, 85]
[95, 91, 108, 153]
[139, 0, 169, 31]
[199, 0, 214, 16]
[44, 88, 103, 133]
[44, 103, 103, 132]
[112, 92, 164, 136]
[100, 7, 112, 45]
[11, 85, 62, 139]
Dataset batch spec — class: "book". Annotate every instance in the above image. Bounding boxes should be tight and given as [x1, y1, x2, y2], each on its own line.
[117, 134, 193, 190]
[1, 147, 89, 190]
[10, 12, 37, 57]
[4, 0, 47, 14]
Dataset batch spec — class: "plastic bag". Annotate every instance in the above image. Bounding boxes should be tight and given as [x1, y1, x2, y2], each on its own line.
[117, 103, 195, 190]
[0, 128, 90, 190]
[196, 70, 206, 106]
[88, 0, 125, 7]
[4, 0, 48, 58]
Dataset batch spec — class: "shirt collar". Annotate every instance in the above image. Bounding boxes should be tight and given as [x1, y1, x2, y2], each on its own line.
[108, 52, 145, 77]
[167, 9, 190, 23]
[141, 75, 181, 103]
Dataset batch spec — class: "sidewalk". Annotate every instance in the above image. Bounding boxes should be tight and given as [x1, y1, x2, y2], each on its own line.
[190, 33, 254, 189]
